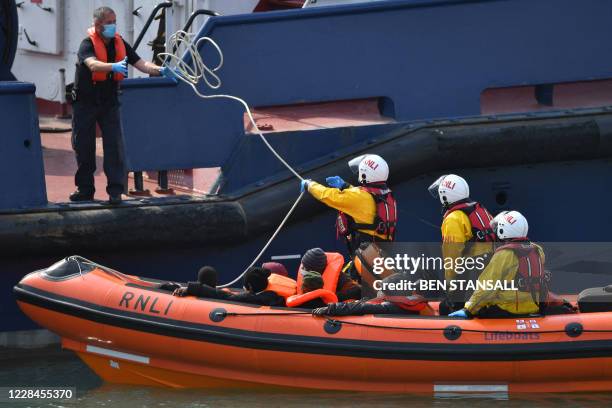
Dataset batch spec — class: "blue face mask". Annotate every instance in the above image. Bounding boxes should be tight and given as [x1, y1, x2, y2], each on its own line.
[102, 24, 116, 39]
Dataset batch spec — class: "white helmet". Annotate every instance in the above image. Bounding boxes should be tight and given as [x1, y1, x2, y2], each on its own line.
[492, 210, 528, 240]
[348, 154, 389, 184]
[428, 174, 469, 205]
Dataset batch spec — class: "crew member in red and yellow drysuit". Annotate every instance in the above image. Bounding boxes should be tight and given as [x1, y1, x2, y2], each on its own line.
[428, 174, 496, 313]
[449, 211, 543, 318]
[301, 154, 397, 256]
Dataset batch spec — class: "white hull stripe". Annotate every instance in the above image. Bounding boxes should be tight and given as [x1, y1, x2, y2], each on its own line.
[434, 384, 508, 392]
[86, 345, 150, 364]
[270, 254, 302, 260]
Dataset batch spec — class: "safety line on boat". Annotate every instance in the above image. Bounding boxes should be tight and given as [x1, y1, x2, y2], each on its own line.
[217, 311, 612, 334]
[327, 318, 612, 334]
[224, 311, 312, 316]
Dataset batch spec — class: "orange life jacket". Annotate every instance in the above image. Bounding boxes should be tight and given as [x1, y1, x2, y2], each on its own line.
[289, 252, 345, 307]
[286, 289, 338, 308]
[336, 184, 397, 241]
[296, 252, 344, 294]
[265, 273, 297, 299]
[87, 27, 126, 83]
[443, 200, 495, 242]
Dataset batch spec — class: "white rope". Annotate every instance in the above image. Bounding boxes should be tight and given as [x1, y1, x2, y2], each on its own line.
[217, 191, 305, 288]
[159, 31, 305, 287]
[159, 31, 304, 180]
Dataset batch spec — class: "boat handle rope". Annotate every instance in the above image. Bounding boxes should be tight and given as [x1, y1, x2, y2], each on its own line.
[67, 255, 129, 282]
[218, 311, 612, 335]
[325, 318, 612, 335]
[224, 311, 312, 316]
[159, 31, 306, 289]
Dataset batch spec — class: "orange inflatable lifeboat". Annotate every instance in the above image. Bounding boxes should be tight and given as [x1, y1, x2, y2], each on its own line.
[14, 256, 612, 393]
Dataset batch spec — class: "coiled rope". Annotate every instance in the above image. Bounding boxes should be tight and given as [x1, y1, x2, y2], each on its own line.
[158, 31, 305, 288]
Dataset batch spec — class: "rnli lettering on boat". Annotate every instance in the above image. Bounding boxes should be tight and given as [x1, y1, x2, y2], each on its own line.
[118, 291, 173, 315]
[484, 332, 540, 341]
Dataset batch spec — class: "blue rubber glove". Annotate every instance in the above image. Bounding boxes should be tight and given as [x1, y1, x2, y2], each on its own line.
[111, 57, 128, 77]
[448, 309, 468, 318]
[326, 176, 347, 189]
[300, 179, 311, 193]
[160, 66, 178, 83]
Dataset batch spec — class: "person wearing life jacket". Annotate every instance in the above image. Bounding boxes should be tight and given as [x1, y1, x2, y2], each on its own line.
[296, 271, 328, 309]
[300, 248, 361, 302]
[428, 174, 495, 313]
[449, 211, 545, 318]
[287, 248, 360, 308]
[488, 212, 576, 315]
[70, 6, 174, 204]
[312, 273, 435, 317]
[178, 266, 289, 306]
[301, 154, 398, 256]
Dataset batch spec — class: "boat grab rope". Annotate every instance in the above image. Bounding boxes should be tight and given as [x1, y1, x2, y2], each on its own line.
[326, 318, 612, 335]
[67, 255, 129, 282]
[225, 311, 312, 316]
[158, 31, 305, 288]
[219, 310, 612, 334]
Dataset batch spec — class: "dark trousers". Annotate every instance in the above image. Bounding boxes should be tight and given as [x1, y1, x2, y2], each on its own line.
[71, 102, 126, 196]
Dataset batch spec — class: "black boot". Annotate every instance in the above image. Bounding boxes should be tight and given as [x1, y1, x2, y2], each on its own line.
[69, 190, 94, 202]
[108, 194, 122, 205]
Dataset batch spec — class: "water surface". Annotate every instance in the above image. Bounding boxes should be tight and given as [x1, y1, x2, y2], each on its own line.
[1, 350, 610, 408]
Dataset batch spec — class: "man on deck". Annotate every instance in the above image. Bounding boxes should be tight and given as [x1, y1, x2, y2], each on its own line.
[70, 6, 172, 204]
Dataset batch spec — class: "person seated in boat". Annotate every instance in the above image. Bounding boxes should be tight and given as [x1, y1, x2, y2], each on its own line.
[172, 266, 218, 297]
[285, 248, 360, 309]
[156, 266, 217, 293]
[300, 248, 361, 301]
[297, 270, 327, 309]
[428, 174, 495, 314]
[173, 266, 287, 306]
[312, 273, 434, 317]
[449, 211, 546, 318]
[300, 154, 397, 256]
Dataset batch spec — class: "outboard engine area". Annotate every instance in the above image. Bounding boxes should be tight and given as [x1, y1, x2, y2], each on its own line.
[578, 286, 612, 313]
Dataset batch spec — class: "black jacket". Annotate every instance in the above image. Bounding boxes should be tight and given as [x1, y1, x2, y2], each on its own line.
[322, 299, 418, 316]
[336, 272, 362, 301]
[186, 282, 285, 306]
[298, 298, 328, 309]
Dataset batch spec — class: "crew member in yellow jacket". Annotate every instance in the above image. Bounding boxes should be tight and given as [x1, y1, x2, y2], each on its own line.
[301, 154, 397, 255]
[449, 211, 543, 318]
[428, 174, 496, 283]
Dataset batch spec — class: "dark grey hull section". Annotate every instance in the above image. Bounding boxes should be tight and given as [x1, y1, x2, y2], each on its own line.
[2, 112, 612, 256]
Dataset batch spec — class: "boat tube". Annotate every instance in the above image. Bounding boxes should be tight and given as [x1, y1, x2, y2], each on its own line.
[14, 256, 612, 393]
[2, 111, 612, 256]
